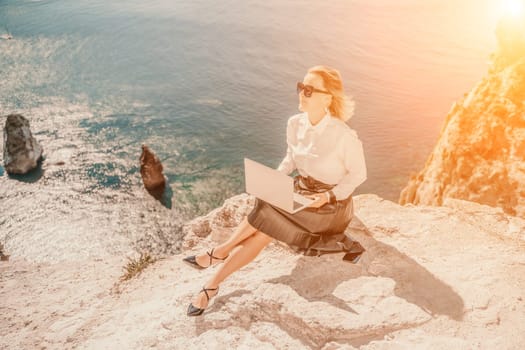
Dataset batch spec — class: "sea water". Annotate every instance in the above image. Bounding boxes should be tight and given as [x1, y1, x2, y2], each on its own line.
[0, 0, 501, 219]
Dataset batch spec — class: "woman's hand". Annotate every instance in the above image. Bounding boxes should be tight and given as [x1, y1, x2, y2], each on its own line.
[305, 192, 329, 208]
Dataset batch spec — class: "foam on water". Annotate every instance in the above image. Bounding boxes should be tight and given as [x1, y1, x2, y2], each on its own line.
[0, 33, 245, 220]
[0, 100, 189, 263]
[194, 98, 223, 106]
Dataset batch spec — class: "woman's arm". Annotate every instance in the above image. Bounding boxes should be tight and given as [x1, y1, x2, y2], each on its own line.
[329, 132, 367, 201]
[276, 117, 297, 175]
[277, 145, 295, 175]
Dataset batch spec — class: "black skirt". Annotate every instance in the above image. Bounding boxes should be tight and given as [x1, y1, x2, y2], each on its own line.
[246, 174, 365, 263]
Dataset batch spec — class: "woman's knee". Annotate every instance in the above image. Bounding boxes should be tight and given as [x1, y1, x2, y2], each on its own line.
[252, 231, 273, 245]
[241, 215, 257, 232]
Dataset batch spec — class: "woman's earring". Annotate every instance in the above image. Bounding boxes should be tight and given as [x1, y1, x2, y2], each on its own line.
[324, 107, 329, 114]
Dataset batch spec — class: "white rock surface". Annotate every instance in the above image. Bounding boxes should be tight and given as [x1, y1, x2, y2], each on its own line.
[1, 194, 525, 349]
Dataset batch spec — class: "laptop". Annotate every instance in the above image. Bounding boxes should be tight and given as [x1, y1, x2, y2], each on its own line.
[244, 157, 315, 214]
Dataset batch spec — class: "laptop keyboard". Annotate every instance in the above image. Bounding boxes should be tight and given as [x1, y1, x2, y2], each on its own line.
[293, 201, 304, 210]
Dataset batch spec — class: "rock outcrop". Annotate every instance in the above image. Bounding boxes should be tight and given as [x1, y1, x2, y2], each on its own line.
[399, 17, 525, 217]
[140, 144, 166, 200]
[3, 114, 43, 174]
[2, 193, 524, 349]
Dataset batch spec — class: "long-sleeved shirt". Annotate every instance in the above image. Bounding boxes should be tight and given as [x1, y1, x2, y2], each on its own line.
[277, 111, 367, 200]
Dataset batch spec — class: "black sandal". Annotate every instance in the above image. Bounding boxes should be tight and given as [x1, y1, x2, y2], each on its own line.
[182, 248, 229, 269]
[187, 285, 219, 316]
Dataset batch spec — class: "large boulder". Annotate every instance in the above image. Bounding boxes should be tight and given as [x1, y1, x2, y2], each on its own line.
[3, 114, 43, 174]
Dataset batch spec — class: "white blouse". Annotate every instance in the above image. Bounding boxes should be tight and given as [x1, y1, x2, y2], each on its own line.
[277, 111, 367, 200]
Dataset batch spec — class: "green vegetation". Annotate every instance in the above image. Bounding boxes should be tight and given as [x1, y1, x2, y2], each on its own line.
[119, 251, 156, 282]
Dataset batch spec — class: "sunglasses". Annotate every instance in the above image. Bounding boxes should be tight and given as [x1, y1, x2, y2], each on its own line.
[296, 82, 331, 97]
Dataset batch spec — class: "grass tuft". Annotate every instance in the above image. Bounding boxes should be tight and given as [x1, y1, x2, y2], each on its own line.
[119, 251, 156, 282]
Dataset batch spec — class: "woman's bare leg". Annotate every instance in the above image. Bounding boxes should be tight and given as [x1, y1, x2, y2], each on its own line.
[194, 216, 258, 267]
[190, 231, 273, 309]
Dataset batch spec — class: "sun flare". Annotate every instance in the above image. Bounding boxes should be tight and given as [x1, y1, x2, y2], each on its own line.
[501, 0, 525, 17]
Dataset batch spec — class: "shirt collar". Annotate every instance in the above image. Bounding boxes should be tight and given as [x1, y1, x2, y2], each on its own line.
[304, 110, 332, 134]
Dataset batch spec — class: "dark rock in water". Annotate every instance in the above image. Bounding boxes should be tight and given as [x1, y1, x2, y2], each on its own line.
[140, 144, 166, 199]
[3, 114, 43, 175]
[0, 243, 9, 261]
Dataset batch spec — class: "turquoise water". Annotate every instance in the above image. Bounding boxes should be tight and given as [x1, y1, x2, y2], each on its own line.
[0, 0, 499, 218]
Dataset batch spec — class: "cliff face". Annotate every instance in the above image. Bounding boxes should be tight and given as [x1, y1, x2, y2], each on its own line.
[2, 193, 525, 349]
[399, 17, 525, 217]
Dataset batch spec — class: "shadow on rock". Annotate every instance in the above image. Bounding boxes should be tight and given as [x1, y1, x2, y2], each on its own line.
[353, 216, 465, 321]
[267, 254, 361, 314]
[268, 215, 465, 321]
[184, 214, 464, 349]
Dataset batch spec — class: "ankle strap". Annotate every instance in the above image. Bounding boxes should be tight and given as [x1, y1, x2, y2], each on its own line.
[206, 248, 227, 260]
[201, 286, 219, 301]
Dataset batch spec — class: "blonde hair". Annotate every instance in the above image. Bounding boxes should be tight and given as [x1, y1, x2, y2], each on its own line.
[307, 65, 355, 122]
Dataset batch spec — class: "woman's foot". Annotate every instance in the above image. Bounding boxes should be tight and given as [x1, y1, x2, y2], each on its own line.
[187, 284, 220, 316]
[183, 248, 229, 269]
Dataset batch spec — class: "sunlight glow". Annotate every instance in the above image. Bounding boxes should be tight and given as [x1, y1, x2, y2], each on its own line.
[501, 0, 525, 17]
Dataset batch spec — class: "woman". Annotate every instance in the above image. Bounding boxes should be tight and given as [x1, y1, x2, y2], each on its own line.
[183, 65, 367, 316]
